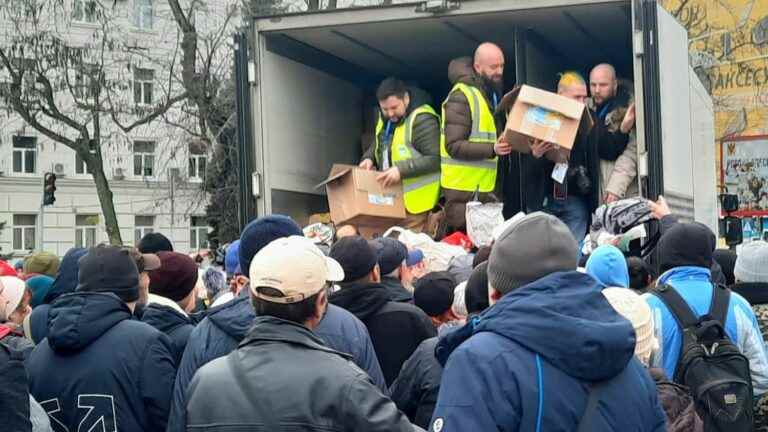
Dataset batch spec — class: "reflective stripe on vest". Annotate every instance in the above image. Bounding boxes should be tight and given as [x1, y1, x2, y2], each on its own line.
[440, 83, 497, 193]
[375, 104, 441, 214]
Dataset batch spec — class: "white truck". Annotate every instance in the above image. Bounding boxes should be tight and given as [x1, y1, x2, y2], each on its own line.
[242, 0, 718, 232]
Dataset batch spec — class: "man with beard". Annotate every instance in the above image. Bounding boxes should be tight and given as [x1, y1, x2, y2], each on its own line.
[360, 78, 440, 233]
[440, 42, 509, 230]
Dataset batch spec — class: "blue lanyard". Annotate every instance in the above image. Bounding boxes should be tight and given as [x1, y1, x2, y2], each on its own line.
[597, 102, 612, 121]
[492, 93, 499, 111]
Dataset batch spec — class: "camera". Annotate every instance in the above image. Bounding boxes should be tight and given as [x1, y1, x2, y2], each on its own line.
[568, 165, 592, 196]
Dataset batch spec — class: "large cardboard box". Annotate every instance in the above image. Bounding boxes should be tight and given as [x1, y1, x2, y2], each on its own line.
[504, 85, 586, 151]
[316, 164, 405, 234]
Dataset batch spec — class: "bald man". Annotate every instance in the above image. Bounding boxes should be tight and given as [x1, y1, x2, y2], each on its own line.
[440, 42, 508, 230]
[589, 63, 638, 203]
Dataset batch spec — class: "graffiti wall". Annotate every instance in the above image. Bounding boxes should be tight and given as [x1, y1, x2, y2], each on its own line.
[661, 0, 768, 190]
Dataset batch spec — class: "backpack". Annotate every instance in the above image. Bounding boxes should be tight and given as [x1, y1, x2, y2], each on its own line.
[654, 284, 753, 431]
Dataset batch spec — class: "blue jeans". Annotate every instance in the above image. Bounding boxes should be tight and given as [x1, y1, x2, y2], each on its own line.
[543, 194, 590, 242]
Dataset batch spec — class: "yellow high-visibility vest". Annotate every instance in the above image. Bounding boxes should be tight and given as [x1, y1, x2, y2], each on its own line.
[439, 83, 497, 193]
[375, 105, 441, 214]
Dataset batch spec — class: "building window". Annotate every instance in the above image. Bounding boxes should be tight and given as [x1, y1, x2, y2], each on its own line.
[12, 214, 36, 251]
[75, 139, 97, 175]
[134, 0, 153, 30]
[190, 216, 208, 250]
[134, 215, 155, 245]
[74, 64, 98, 100]
[75, 214, 99, 248]
[133, 140, 155, 177]
[12, 136, 36, 174]
[188, 143, 207, 181]
[72, 0, 98, 23]
[133, 68, 154, 105]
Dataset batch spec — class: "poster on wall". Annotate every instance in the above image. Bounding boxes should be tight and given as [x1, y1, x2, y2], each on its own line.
[722, 136, 768, 217]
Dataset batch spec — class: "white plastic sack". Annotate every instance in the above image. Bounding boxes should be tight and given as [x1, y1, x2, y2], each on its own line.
[465, 201, 504, 248]
[383, 227, 467, 273]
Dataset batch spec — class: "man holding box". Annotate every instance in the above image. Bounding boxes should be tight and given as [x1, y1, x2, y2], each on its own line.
[360, 77, 441, 233]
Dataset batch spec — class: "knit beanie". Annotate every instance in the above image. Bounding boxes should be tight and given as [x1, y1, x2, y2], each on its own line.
[657, 222, 716, 275]
[464, 262, 490, 315]
[735, 241, 768, 283]
[413, 271, 456, 317]
[138, 232, 174, 254]
[25, 275, 54, 308]
[239, 215, 303, 273]
[77, 246, 140, 303]
[0, 276, 26, 322]
[149, 252, 199, 302]
[488, 212, 579, 294]
[225, 240, 241, 277]
[602, 287, 657, 366]
[23, 251, 60, 277]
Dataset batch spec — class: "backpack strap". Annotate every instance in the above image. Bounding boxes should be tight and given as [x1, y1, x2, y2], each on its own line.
[653, 284, 700, 330]
[708, 284, 731, 327]
[577, 380, 610, 432]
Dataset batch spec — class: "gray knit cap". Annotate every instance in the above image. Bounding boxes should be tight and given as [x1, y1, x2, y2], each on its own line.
[488, 212, 579, 294]
[735, 241, 768, 283]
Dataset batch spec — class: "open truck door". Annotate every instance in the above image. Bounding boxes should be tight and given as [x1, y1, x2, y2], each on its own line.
[633, 0, 716, 230]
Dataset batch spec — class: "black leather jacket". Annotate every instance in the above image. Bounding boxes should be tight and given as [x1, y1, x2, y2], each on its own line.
[184, 315, 421, 431]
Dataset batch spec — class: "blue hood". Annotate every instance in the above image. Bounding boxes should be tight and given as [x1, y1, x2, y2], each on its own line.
[47, 292, 132, 353]
[207, 294, 254, 341]
[475, 271, 636, 381]
[45, 247, 87, 304]
[142, 304, 191, 335]
[585, 245, 629, 288]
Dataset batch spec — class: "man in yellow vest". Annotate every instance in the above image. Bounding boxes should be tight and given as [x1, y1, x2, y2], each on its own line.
[441, 42, 511, 230]
[360, 78, 441, 233]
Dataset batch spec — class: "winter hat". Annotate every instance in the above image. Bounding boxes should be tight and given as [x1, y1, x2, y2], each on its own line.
[602, 287, 657, 366]
[149, 252, 199, 302]
[585, 245, 630, 288]
[452, 282, 468, 317]
[0, 260, 18, 277]
[734, 241, 768, 283]
[370, 238, 408, 275]
[45, 247, 88, 304]
[464, 262, 490, 315]
[26, 275, 54, 308]
[713, 249, 737, 286]
[658, 222, 716, 275]
[77, 246, 140, 302]
[413, 271, 456, 317]
[138, 232, 174, 254]
[330, 236, 378, 283]
[224, 240, 241, 277]
[0, 276, 26, 322]
[23, 251, 60, 277]
[488, 212, 578, 294]
[239, 215, 303, 274]
[406, 249, 424, 267]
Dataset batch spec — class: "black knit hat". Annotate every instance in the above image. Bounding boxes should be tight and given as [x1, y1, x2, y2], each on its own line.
[658, 222, 716, 275]
[77, 246, 140, 302]
[138, 233, 174, 254]
[414, 271, 455, 317]
[330, 236, 378, 283]
[465, 262, 490, 315]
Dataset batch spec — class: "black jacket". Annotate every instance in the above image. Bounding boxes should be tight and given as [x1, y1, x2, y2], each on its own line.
[185, 316, 415, 432]
[330, 282, 436, 386]
[27, 292, 176, 432]
[381, 276, 414, 303]
[389, 337, 443, 429]
[0, 340, 31, 431]
[140, 297, 196, 366]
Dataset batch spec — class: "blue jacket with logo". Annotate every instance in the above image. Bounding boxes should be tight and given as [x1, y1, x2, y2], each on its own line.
[431, 271, 666, 432]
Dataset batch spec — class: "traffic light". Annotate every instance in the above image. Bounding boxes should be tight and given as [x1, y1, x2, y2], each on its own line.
[43, 172, 56, 206]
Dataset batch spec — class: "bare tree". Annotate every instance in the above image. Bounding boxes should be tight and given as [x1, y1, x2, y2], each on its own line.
[0, 0, 189, 245]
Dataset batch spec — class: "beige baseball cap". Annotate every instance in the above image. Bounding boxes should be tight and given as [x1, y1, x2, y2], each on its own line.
[249, 236, 344, 304]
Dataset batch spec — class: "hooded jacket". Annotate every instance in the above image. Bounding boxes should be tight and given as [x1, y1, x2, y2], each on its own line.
[363, 86, 440, 179]
[389, 337, 443, 429]
[26, 292, 176, 432]
[585, 245, 630, 288]
[28, 248, 87, 344]
[431, 271, 667, 431]
[185, 316, 416, 432]
[381, 276, 414, 303]
[140, 294, 196, 365]
[330, 282, 437, 386]
[166, 292, 387, 432]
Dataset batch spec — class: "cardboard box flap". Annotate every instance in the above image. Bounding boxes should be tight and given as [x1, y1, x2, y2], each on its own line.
[315, 165, 353, 189]
[517, 85, 585, 119]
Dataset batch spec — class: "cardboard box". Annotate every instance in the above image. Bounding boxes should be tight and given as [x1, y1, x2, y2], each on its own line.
[504, 85, 586, 151]
[316, 164, 406, 231]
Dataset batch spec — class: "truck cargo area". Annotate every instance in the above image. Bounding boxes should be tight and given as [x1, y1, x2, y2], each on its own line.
[252, 1, 634, 223]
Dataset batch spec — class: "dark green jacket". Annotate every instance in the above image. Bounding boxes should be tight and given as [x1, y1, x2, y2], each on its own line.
[363, 87, 440, 178]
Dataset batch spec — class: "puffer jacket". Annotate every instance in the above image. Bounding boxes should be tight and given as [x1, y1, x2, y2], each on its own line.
[0, 324, 34, 359]
[430, 271, 667, 431]
[363, 87, 440, 179]
[442, 57, 503, 227]
[140, 294, 196, 366]
[166, 291, 387, 432]
[184, 316, 418, 432]
[594, 79, 639, 200]
[389, 337, 443, 429]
